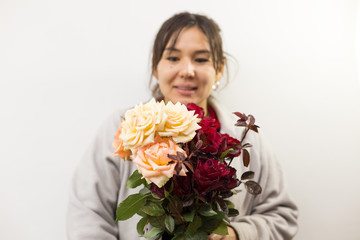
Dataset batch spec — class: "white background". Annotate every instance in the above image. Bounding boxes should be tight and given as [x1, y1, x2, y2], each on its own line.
[1, 0, 360, 239]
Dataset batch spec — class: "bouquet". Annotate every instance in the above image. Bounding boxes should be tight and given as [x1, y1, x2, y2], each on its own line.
[113, 99, 262, 240]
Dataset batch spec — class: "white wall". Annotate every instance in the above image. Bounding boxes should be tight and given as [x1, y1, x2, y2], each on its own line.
[1, 0, 359, 239]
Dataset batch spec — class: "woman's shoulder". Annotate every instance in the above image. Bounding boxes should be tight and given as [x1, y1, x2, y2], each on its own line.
[91, 105, 134, 148]
[97, 108, 125, 133]
[98, 101, 142, 132]
[208, 96, 276, 164]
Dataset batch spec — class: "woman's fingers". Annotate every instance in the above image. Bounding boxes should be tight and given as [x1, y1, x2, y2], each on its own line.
[207, 226, 238, 240]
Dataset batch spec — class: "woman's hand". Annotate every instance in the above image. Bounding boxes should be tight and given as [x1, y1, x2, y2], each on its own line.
[207, 226, 238, 240]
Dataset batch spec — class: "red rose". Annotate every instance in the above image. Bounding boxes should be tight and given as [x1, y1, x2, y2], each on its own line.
[200, 127, 224, 155]
[199, 116, 220, 131]
[149, 175, 193, 198]
[149, 180, 173, 199]
[186, 103, 220, 130]
[149, 182, 165, 198]
[186, 103, 205, 119]
[223, 134, 242, 158]
[173, 174, 192, 197]
[194, 159, 239, 196]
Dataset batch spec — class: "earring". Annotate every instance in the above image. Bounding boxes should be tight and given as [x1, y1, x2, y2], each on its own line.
[212, 81, 220, 91]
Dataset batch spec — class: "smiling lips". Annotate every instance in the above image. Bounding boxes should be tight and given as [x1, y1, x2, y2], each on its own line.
[174, 85, 197, 95]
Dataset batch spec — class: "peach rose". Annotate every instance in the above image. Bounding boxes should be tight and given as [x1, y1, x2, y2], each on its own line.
[113, 123, 131, 160]
[158, 101, 201, 143]
[133, 137, 187, 188]
[120, 99, 166, 153]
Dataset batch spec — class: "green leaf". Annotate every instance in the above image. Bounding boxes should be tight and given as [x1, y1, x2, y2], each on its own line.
[126, 170, 146, 188]
[136, 217, 148, 235]
[143, 227, 164, 239]
[187, 215, 202, 235]
[168, 196, 184, 224]
[116, 193, 148, 222]
[228, 208, 239, 217]
[184, 230, 208, 240]
[173, 235, 186, 240]
[224, 200, 235, 209]
[212, 221, 229, 235]
[173, 225, 186, 238]
[164, 189, 170, 198]
[140, 187, 151, 195]
[164, 181, 174, 198]
[199, 218, 221, 233]
[149, 195, 163, 202]
[148, 215, 165, 228]
[169, 181, 174, 193]
[165, 215, 175, 233]
[183, 208, 196, 222]
[198, 205, 217, 217]
[220, 148, 233, 161]
[137, 209, 147, 217]
[141, 203, 165, 216]
[208, 211, 225, 221]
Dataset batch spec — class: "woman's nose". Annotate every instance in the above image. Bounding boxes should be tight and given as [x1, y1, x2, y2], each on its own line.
[179, 59, 195, 79]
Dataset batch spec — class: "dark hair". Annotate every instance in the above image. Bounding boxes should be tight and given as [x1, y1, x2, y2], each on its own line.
[150, 12, 226, 100]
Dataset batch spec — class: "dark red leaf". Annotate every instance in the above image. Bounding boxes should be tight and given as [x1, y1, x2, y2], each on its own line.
[248, 115, 255, 126]
[235, 121, 247, 127]
[220, 191, 234, 198]
[241, 171, 254, 180]
[245, 181, 262, 195]
[233, 112, 244, 118]
[168, 151, 186, 161]
[200, 133, 207, 145]
[182, 198, 194, 207]
[243, 149, 250, 167]
[195, 139, 203, 149]
[233, 112, 248, 121]
[176, 152, 186, 161]
[195, 194, 206, 203]
[184, 143, 189, 155]
[167, 154, 179, 161]
[183, 161, 194, 173]
[175, 163, 182, 175]
[250, 125, 259, 133]
[168, 197, 184, 223]
[241, 143, 253, 149]
[217, 196, 227, 211]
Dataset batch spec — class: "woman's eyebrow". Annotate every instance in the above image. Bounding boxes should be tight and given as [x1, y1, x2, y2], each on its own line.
[164, 48, 210, 54]
[164, 47, 180, 52]
[195, 50, 211, 54]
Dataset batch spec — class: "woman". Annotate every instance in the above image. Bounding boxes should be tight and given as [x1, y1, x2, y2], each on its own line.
[67, 12, 298, 240]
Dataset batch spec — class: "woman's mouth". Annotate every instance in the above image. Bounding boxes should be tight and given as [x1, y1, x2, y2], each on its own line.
[174, 86, 197, 95]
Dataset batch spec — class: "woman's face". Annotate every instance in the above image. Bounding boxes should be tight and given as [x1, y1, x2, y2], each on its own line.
[153, 27, 224, 112]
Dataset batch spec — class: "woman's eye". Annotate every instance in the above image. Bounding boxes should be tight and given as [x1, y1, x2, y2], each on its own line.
[167, 56, 179, 62]
[195, 58, 209, 63]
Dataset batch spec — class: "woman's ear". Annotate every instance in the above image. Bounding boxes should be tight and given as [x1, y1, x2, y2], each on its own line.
[153, 69, 158, 80]
[216, 59, 226, 81]
[152, 56, 159, 80]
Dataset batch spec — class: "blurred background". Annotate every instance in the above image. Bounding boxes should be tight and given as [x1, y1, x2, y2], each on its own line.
[0, 0, 359, 239]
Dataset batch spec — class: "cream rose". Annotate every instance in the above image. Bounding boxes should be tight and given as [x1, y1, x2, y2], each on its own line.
[120, 99, 166, 152]
[133, 137, 187, 188]
[158, 101, 201, 143]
